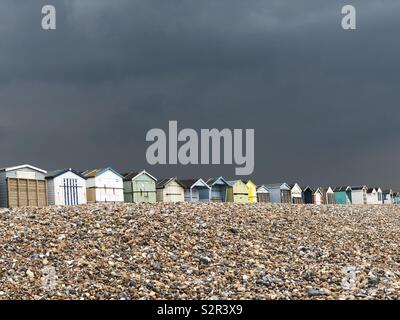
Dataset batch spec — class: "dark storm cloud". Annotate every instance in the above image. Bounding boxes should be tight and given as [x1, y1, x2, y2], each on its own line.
[1, 0, 400, 188]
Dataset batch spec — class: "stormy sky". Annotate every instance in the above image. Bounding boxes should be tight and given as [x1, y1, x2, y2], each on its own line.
[1, 0, 400, 188]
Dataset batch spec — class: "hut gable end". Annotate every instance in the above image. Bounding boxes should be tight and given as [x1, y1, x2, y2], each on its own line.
[0, 164, 48, 208]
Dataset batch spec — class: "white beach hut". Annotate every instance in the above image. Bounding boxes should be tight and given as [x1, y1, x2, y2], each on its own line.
[46, 168, 87, 206]
[81, 167, 124, 203]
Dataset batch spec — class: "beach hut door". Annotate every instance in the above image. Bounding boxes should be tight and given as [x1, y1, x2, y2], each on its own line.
[62, 178, 79, 205]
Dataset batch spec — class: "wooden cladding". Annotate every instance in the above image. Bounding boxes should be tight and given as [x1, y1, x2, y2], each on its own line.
[281, 190, 291, 203]
[257, 193, 270, 203]
[86, 187, 95, 203]
[86, 186, 124, 203]
[7, 178, 48, 207]
[326, 193, 336, 204]
[292, 197, 304, 204]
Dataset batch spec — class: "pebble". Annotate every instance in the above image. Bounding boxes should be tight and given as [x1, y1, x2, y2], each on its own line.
[199, 256, 212, 264]
[26, 270, 35, 279]
[307, 288, 329, 297]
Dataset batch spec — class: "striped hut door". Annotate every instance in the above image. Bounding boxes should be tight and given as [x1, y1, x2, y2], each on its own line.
[63, 178, 79, 205]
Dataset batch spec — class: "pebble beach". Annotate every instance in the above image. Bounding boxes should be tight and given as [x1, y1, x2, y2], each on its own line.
[0, 203, 399, 300]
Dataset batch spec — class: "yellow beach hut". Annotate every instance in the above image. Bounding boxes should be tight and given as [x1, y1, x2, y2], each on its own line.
[246, 180, 258, 203]
[227, 180, 248, 203]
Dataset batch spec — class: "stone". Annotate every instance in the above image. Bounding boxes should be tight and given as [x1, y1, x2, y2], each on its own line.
[199, 256, 212, 264]
[307, 288, 329, 297]
[26, 270, 35, 279]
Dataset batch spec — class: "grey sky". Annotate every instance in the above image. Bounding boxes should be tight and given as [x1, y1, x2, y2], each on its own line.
[1, 0, 400, 188]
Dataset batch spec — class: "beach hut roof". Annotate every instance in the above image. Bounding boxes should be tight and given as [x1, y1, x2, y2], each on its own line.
[0, 164, 47, 174]
[45, 168, 85, 179]
[334, 186, 351, 192]
[227, 180, 246, 186]
[318, 186, 333, 193]
[312, 187, 322, 194]
[264, 183, 290, 190]
[81, 167, 123, 179]
[205, 177, 229, 186]
[257, 185, 270, 192]
[122, 170, 157, 182]
[349, 185, 367, 191]
[179, 178, 210, 189]
[156, 177, 185, 189]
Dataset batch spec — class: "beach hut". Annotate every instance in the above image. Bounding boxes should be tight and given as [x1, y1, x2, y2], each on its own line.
[264, 183, 291, 203]
[349, 185, 367, 204]
[246, 180, 258, 203]
[382, 189, 393, 204]
[366, 187, 378, 204]
[334, 186, 352, 204]
[321, 187, 336, 204]
[81, 167, 124, 203]
[366, 187, 383, 204]
[206, 177, 229, 202]
[312, 187, 325, 205]
[0, 164, 48, 208]
[45, 168, 87, 206]
[256, 185, 270, 203]
[123, 170, 157, 203]
[290, 183, 303, 204]
[180, 179, 211, 202]
[393, 192, 400, 204]
[227, 180, 248, 203]
[376, 187, 383, 204]
[303, 186, 314, 204]
[156, 177, 185, 203]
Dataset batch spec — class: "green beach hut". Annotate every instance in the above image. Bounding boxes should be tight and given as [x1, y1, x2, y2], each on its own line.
[123, 170, 157, 203]
[334, 186, 352, 204]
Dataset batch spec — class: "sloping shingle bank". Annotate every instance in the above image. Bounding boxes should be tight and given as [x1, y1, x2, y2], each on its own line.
[0, 203, 399, 299]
